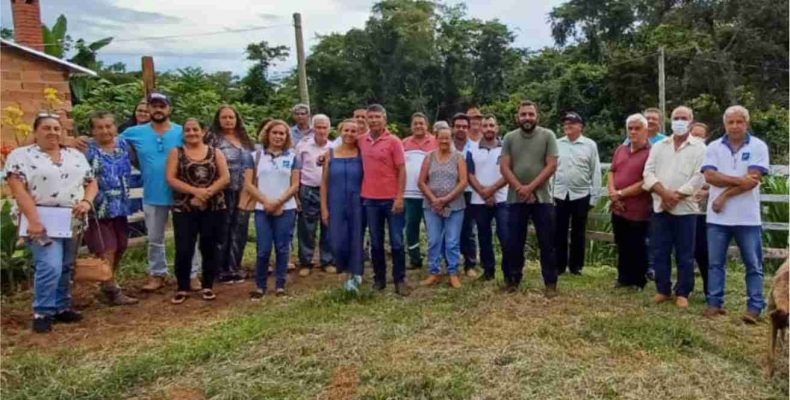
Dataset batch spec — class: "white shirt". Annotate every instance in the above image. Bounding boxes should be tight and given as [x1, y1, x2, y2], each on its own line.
[467, 140, 508, 204]
[255, 149, 300, 211]
[553, 135, 601, 205]
[2, 145, 93, 208]
[642, 134, 707, 215]
[456, 139, 478, 193]
[701, 134, 769, 226]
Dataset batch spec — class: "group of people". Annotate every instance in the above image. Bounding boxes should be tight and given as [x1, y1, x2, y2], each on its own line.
[3, 92, 770, 334]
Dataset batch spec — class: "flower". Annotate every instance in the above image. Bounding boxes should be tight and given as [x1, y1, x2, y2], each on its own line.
[44, 88, 63, 107]
[0, 144, 14, 157]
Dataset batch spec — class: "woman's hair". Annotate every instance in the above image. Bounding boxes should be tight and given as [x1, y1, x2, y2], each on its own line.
[183, 117, 205, 130]
[337, 118, 358, 133]
[210, 104, 254, 150]
[259, 119, 292, 149]
[33, 114, 61, 131]
[88, 111, 115, 131]
[119, 99, 148, 132]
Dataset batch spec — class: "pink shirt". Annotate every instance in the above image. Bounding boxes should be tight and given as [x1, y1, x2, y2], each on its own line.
[295, 137, 331, 187]
[359, 129, 405, 199]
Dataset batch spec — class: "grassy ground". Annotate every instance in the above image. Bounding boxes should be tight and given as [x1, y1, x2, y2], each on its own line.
[1, 241, 788, 400]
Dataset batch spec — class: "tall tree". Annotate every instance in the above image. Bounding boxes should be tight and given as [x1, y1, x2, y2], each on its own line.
[241, 40, 289, 105]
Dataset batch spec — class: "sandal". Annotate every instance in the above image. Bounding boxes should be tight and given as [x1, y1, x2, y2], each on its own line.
[171, 291, 188, 305]
[201, 289, 216, 301]
[249, 289, 265, 301]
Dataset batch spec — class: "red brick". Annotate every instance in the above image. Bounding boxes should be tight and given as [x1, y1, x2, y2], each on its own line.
[41, 71, 69, 82]
[2, 71, 23, 80]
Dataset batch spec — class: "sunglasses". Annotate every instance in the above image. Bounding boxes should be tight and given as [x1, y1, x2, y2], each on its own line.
[156, 136, 164, 152]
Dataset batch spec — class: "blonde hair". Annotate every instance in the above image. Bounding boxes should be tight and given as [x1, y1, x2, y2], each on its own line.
[259, 119, 292, 149]
[337, 118, 358, 133]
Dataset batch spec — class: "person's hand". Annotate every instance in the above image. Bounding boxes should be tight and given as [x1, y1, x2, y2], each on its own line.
[611, 200, 626, 213]
[516, 185, 533, 202]
[321, 207, 329, 225]
[392, 197, 404, 214]
[72, 200, 91, 218]
[192, 188, 211, 202]
[27, 220, 46, 239]
[479, 187, 492, 200]
[189, 197, 208, 210]
[610, 190, 622, 202]
[712, 194, 728, 213]
[738, 175, 760, 191]
[659, 191, 681, 211]
[485, 196, 496, 207]
[72, 136, 91, 153]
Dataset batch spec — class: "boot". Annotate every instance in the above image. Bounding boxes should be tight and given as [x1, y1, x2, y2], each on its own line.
[102, 287, 139, 306]
[420, 275, 442, 286]
[448, 275, 462, 289]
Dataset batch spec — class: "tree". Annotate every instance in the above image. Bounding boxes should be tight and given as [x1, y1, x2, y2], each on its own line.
[41, 15, 71, 58]
[241, 41, 289, 105]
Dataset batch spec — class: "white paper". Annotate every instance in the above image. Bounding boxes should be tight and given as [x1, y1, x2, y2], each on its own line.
[19, 207, 73, 238]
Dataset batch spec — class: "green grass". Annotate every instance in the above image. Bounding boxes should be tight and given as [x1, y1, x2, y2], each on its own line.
[2, 256, 787, 400]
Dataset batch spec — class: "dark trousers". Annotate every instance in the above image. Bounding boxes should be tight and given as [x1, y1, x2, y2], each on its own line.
[470, 203, 509, 277]
[364, 199, 406, 286]
[694, 214, 709, 296]
[404, 198, 425, 267]
[612, 214, 649, 288]
[217, 189, 250, 280]
[652, 212, 696, 297]
[554, 195, 591, 273]
[173, 210, 225, 291]
[461, 192, 478, 270]
[504, 203, 557, 286]
[297, 185, 333, 268]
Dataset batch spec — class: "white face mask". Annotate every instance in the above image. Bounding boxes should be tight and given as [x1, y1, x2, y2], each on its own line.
[671, 120, 690, 134]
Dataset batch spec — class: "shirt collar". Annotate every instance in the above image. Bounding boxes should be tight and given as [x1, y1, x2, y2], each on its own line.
[721, 133, 752, 154]
[367, 129, 392, 143]
[559, 135, 585, 144]
[477, 138, 502, 149]
[264, 148, 291, 158]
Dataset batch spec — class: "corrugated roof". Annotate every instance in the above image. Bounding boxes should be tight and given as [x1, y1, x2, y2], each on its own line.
[1, 38, 98, 76]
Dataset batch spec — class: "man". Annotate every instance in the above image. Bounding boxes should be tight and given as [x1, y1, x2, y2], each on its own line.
[402, 112, 437, 270]
[553, 112, 601, 275]
[296, 114, 334, 276]
[451, 113, 479, 277]
[358, 104, 408, 295]
[290, 103, 314, 145]
[467, 106, 483, 143]
[642, 105, 706, 309]
[626, 107, 667, 146]
[500, 100, 559, 297]
[467, 114, 509, 281]
[120, 92, 200, 291]
[354, 107, 369, 135]
[701, 105, 768, 323]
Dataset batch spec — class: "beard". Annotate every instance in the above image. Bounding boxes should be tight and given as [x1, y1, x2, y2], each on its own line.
[520, 121, 536, 132]
[151, 113, 168, 123]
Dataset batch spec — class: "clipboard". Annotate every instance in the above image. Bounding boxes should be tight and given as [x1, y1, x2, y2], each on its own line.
[18, 206, 73, 238]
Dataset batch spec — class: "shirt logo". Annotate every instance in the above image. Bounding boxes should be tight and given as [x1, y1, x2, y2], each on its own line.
[282, 160, 291, 168]
[741, 152, 750, 161]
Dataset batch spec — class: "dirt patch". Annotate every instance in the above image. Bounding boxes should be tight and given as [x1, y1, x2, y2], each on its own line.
[320, 365, 360, 400]
[166, 386, 205, 400]
[0, 267, 347, 353]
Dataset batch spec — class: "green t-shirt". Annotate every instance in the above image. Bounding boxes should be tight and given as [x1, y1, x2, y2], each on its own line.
[502, 126, 559, 204]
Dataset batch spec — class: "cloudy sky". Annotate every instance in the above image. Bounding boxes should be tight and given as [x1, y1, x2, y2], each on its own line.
[1, 0, 564, 77]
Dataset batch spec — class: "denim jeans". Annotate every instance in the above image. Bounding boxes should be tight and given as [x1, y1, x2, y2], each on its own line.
[706, 223, 765, 313]
[694, 214, 709, 296]
[29, 238, 75, 316]
[143, 204, 198, 278]
[651, 212, 696, 297]
[460, 192, 478, 270]
[405, 198, 425, 267]
[297, 185, 333, 268]
[364, 199, 406, 286]
[255, 209, 297, 291]
[470, 203, 509, 277]
[424, 208, 464, 275]
[505, 203, 557, 286]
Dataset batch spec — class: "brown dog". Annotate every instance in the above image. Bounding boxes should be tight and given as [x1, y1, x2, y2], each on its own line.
[767, 258, 789, 377]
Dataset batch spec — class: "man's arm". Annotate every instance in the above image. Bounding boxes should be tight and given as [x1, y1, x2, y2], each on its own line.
[589, 142, 602, 206]
[529, 155, 558, 192]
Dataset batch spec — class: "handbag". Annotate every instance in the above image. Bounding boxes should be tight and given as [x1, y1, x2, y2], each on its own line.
[72, 211, 113, 283]
[238, 149, 262, 211]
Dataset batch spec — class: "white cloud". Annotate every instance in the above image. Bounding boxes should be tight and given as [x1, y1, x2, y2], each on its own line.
[1, 0, 563, 75]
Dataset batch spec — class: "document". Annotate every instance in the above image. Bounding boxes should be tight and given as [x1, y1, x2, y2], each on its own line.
[18, 207, 73, 238]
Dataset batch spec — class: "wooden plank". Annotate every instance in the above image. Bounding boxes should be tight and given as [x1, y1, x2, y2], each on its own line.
[588, 212, 788, 231]
[141, 56, 155, 96]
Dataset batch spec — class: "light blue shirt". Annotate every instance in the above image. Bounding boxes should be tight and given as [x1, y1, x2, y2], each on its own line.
[624, 132, 667, 145]
[701, 133, 769, 226]
[120, 122, 183, 206]
[553, 135, 602, 205]
[291, 125, 314, 147]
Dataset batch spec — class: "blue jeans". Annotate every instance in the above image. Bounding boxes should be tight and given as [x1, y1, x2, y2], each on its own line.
[706, 224, 765, 313]
[364, 199, 406, 286]
[651, 212, 696, 297]
[29, 238, 75, 316]
[470, 203, 509, 276]
[143, 204, 199, 278]
[461, 192, 478, 269]
[254, 210, 297, 290]
[424, 208, 464, 275]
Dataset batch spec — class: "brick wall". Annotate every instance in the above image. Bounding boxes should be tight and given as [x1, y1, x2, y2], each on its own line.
[1, 46, 74, 145]
[11, 0, 45, 52]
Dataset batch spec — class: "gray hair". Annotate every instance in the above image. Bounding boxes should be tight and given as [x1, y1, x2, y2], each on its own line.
[366, 103, 387, 117]
[312, 113, 331, 126]
[671, 105, 694, 121]
[432, 120, 450, 132]
[625, 113, 648, 129]
[291, 103, 310, 114]
[723, 105, 750, 123]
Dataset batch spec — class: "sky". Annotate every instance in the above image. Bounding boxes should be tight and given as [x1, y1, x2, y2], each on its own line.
[0, 0, 565, 77]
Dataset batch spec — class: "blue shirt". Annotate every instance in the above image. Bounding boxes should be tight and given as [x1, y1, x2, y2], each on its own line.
[120, 122, 184, 206]
[86, 139, 134, 219]
[624, 133, 667, 145]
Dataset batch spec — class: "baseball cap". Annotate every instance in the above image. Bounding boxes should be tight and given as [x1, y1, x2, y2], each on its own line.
[147, 91, 171, 106]
[561, 111, 584, 125]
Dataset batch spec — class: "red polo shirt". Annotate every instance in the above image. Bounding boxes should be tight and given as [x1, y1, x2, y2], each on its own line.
[359, 129, 405, 199]
[611, 143, 652, 221]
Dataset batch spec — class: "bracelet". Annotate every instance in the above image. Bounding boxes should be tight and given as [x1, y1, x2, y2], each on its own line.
[80, 198, 93, 208]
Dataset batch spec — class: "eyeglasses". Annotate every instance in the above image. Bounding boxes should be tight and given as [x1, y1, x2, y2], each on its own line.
[156, 136, 164, 152]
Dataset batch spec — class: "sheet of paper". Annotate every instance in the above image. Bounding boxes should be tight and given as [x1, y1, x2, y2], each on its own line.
[19, 207, 73, 238]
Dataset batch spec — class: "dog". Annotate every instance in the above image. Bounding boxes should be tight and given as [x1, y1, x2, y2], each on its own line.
[767, 258, 789, 377]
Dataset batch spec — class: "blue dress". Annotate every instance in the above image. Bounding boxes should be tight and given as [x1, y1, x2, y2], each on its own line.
[327, 148, 364, 276]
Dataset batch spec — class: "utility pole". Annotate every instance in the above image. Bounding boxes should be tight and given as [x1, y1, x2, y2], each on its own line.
[658, 47, 666, 133]
[142, 56, 156, 96]
[293, 13, 310, 106]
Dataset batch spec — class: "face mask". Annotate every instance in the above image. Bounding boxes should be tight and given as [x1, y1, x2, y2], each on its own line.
[671, 120, 689, 134]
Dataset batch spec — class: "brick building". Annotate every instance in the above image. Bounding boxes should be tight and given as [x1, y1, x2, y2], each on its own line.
[1, 0, 96, 143]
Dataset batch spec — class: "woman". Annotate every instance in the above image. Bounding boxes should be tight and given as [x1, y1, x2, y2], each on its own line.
[117, 99, 150, 133]
[3, 115, 98, 333]
[208, 105, 255, 283]
[609, 114, 653, 290]
[245, 120, 300, 299]
[165, 118, 230, 304]
[690, 122, 710, 296]
[321, 119, 364, 292]
[83, 111, 138, 306]
[418, 126, 468, 288]
[117, 99, 149, 235]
